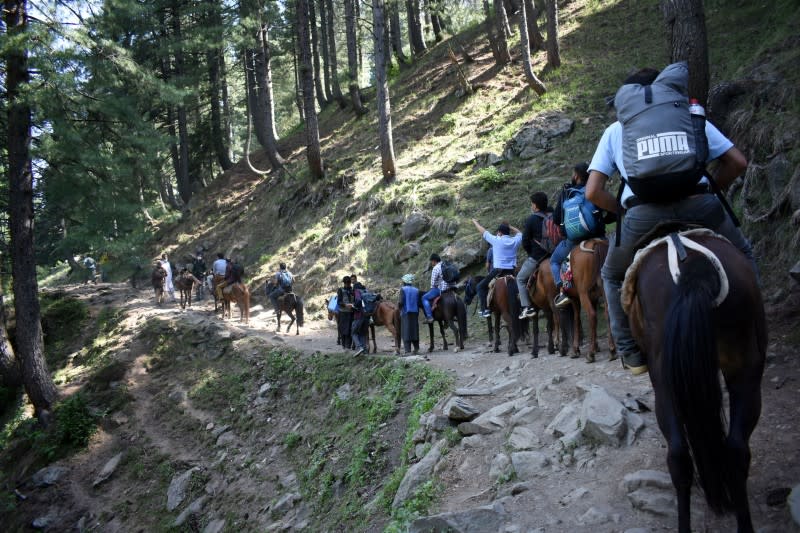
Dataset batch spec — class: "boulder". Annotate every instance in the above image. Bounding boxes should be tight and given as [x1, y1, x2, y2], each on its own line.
[441, 239, 484, 270]
[546, 400, 581, 438]
[580, 386, 627, 447]
[392, 439, 446, 508]
[444, 397, 480, 422]
[623, 470, 676, 517]
[410, 501, 506, 533]
[31, 466, 68, 488]
[174, 496, 207, 527]
[203, 519, 226, 533]
[511, 451, 551, 480]
[457, 421, 494, 436]
[401, 213, 432, 241]
[471, 399, 516, 426]
[489, 453, 512, 482]
[93, 452, 124, 487]
[508, 426, 541, 451]
[505, 112, 575, 160]
[167, 467, 200, 511]
[395, 242, 422, 264]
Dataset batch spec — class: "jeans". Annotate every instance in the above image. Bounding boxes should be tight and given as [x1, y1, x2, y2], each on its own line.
[550, 239, 575, 289]
[516, 257, 539, 308]
[352, 317, 368, 349]
[422, 288, 441, 319]
[601, 194, 756, 356]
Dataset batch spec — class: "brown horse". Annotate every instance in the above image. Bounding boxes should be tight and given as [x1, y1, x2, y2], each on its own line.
[151, 265, 166, 305]
[524, 258, 560, 357]
[560, 239, 617, 362]
[464, 276, 519, 355]
[174, 271, 201, 310]
[624, 230, 765, 532]
[418, 289, 468, 353]
[266, 280, 304, 334]
[366, 300, 401, 355]
[221, 282, 250, 324]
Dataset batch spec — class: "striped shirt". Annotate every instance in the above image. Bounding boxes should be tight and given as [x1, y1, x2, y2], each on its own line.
[430, 262, 451, 291]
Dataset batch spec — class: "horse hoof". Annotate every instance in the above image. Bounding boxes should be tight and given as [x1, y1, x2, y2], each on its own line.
[531, 353, 538, 358]
[608, 353, 618, 361]
[453, 347, 460, 353]
[585, 354, 596, 363]
[570, 353, 580, 359]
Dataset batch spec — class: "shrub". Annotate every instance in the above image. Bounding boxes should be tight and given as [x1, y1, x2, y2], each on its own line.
[476, 166, 508, 191]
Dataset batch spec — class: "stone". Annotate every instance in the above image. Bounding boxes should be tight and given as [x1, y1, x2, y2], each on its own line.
[579, 506, 611, 525]
[335, 383, 352, 401]
[454, 387, 492, 396]
[272, 492, 302, 517]
[395, 241, 422, 264]
[559, 487, 589, 506]
[461, 435, 484, 449]
[489, 453, 512, 481]
[441, 239, 484, 271]
[216, 431, 237, 447]
[211, 425, 231, 438]
[31, 515, 55, 530]
[411, 427, 427, 443]
[167, 467, 200, 511]
[168, 389, 186, 403]
[393, 439, 446, 508]
[31, 465, 68, 488]
[203, 519, 226, 533]
[505, 112, 575, 160]
[457, 421, 494, 436]
[174, 496, 207, 526]
[511, 451, 551, 480]
[627, 487, 677, 517]
[487, 153, 503, 165]
[426, 414, 452, 432]
[490, 379, 518, 395]
[580, 386, 627, 447]
[410, 501, 506, 533]
[472, 400, 516, 426]
[624, 411, 645, 446]
[258, 383, 272, 396]
[401, 212, 432, 241]
[546, 400, 581, 438]
[93, 452, 124, 487]
[509, 406, 537, 426]
[444, 397, 480, 422]
[508, 426, 540, 451]
[789, 484, 800, 526]
[622, 470, 673, 492]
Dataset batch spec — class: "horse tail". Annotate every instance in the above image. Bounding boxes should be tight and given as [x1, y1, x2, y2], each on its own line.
[662, 254, 732, 513]
[456, 297, 468, 340]
[296, 297, 304, 327]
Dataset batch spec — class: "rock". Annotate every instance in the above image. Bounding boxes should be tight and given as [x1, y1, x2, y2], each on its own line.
[457, 421, 494, 436]
[450, 153, 476, 173]
[335, 383, 352, 401]
[559, 487, 589, 506]
[395, 242, 422, 264]
[789, 484, 800, 526]
[505, 112, 575, 160]
[168, 389, 186, 403]
[546, 400, 581, 438]
[622, 470, 673, 492]
[203, 519, 226, 533]
[472, 400, 515, 427]
[31, 465, 68, 488]
[410, 501, 506, 533]
[167, 467, 200, 511]
[623, 470, 677, 517]
[624, 411, 645, 446]
[579, 506, 611, 525]
[272, 492, 302, 517]
[461, 435, 484, 449]
[93, 452, 124, 487]
[174, 496, 207, 526]
[441, 239, 484, 271]
[411, 427, 427, 443]
[444, 397, 480, 422]
[510, 406, 537, 426]
[489, 453, 512, 481]
[509, 482, 532, 495]
[426, 414, 452, 432]
[393, 439, 446, 508]
[490, 379, 518, 395]
[258, 383, 272, 396]
[487, 153, 503, 165]
[402, 212, 432, 241]
[580, 386, 627, 447]
[508, 426, 540, 451]
[211, 425, 230, 438]
[454, 387, 492, 396]
[623, 529, 652, 533]
[216, 431, 237, 447]
[31, 515, 55, 530]
[511, 451, 551, 480]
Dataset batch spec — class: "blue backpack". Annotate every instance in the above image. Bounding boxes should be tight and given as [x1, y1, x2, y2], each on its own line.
[562, 188, 602, 241]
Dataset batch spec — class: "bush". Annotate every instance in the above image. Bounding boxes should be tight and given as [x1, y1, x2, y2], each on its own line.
[475, 166, 508, 191]
[54, 394, 96, 448]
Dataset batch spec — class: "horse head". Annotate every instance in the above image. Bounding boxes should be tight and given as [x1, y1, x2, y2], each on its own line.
[463, 276, 482, 306]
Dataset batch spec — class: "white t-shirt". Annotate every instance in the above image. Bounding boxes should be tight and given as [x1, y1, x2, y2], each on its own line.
[589, 121, 734, 208]
[212, 258, 228, 276]
[482, 231, 523, 269]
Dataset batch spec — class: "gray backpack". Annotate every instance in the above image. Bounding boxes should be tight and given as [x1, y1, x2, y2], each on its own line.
[615, 61, 707, 203]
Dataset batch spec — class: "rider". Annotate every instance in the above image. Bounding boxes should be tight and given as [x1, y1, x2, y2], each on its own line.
[472, 220, 522, 318]
[192, 253, 207, 298]
[83, 255, 97, 285]
[213, 254, 230, 301]
[422, 254, 451, 324]
[269, 263, 294, 311]
[516, 192, 552, 319]
[398, 273, 420, 354]
[585, 65, 754, 376]
[550, 163, 615, 308]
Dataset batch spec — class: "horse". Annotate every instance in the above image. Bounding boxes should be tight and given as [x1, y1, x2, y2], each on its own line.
[220, 282, 250, 324]
[523, 258, 560, 357]
[151, 265, 166, 305]
[174, 271, 201, 310]
[266, 280, 304, 334]
[623, 229, 766, 532]
[366, 299, 401, 355]
[324, 297, 342, 345]
[464, 275, 521, 356]
[421, 289, 468, 353]
[558, 239, 617, 362]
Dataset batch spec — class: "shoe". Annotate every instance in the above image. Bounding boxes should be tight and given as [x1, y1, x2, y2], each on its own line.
[480, 310, 492, 318]
[425, 316, 434, 324]
[554, 293, 571, 309]
[354, 347, 365, 357]
[621, 351, 648, 376]
[518, 307, 536, 319]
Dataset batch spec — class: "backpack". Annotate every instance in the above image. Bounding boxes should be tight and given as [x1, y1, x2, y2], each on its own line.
[360, 291, 379, 315]
[278, 270, 293, 289]
[562, 188, 602, 241]
[615, 61, 707, 204]
[441, 261, 460, 283]
[327, 294, 338, 312]
[534, 212, 561, 253]
[231, 262, 244, 279]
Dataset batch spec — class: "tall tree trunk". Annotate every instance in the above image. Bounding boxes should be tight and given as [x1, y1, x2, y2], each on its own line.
[492, 0, 512, 64]
[518, 0, 546, 95]
[344, 0, 367, 115]
[219, 49, 234, 165]
[206, 0, 232, 170]
[425, 0, 443, 42]
[355, 0, 363, 72]
[318, 0, 334, 102]
[0, 289, 21, 388]
[372, 0, 397, 182]
[308, 0, 328, 108]
[389, 0, 409, 64]
[505, 0, 519, 15]
[324, 0, 348, 108]
[4, 0, 57, 420]
[293, 29, 305, 123]
[297, 0, 324, 179]
[545, 0, 560, 69]
[660, 0, 709, 105]
[406, 0, 427, 56]
[525, 0, 545, 51]
[171, 2, 192, 204]
[244, 48, 267, 147]
[255, 23, 286, 169]
[483, 0, 503, 64]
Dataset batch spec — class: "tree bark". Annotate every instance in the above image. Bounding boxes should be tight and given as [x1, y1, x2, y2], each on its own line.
[545, 0, 560, 69]
[406, 0, 427, 56]
[297, 0, 324, 179]
[389, 0, 408, 65]
[373, 0, 397, 182]
[170, 1, 192, 204]
[219, 46, 234, 166]
[492, 0, 512, 64]
[425, 0, 443, 42]
[483, 0, 503, 64]
[4, 0, 58, 419]
[0, 289, 21, 388]
[660, 0, 709, 105]
[255, 22, 286, 169]
[518, 0, 547, 95]
[496, 0, 512, 38]
[505, 0, 519, 14]
[324, 0, 348, 108]
[292, 28, 305, 123]
[318, 0, 334, 102]
[344, 0, 368, 115]
[308, 0, 328, 108]
[525, 0, 545, 51]
[205, 0, 232, 170]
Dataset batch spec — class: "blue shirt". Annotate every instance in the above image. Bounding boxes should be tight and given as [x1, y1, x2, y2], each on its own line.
[482, 231, 522, 269]
[589, 120, 734, 208]
[400, 285, 420, 315]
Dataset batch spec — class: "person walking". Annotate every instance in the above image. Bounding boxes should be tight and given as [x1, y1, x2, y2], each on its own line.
[398, 274, 420, 354]
[336, 276, 355, 351]
[160, 254, 175, 301]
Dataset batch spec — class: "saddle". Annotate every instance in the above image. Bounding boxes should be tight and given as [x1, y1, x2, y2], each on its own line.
[430, 288, 455, 313]
[222, 282, 242, 296]
[487, 275, 515, 310]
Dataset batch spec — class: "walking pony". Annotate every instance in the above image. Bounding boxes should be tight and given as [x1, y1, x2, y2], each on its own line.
[622, 228, 766, 533]
[151, 264, 167, 305]
[523, 258, 559, 357]
[174, 270, 201, 310]
[464, 275, 520, 356]
[366, 299, 401, 355]
[419, 290, 467, 353]
[558, 239, 616, 362]
[220, 282, 250, 324]
[266, 280, 304, 334]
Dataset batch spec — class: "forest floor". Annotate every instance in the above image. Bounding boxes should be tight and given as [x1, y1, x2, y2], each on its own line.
[5, 280, 799, 532]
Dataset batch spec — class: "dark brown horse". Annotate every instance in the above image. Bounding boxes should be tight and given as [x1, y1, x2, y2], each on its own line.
[624, 231, 765, 532]
[151, 265, 166, 305]
[174, 270, 201, 310]
[464, 275, 520, 356]
[559, 239, 616, 362]
[524, 258, 560, 357]
[366, 300, 401, 355]
[221, 282, 250, 324]
[420, 290, 467, 353]
[266, 280, 304, 334]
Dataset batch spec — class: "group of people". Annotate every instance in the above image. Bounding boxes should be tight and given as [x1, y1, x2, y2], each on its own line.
[334, 274, 372, 356]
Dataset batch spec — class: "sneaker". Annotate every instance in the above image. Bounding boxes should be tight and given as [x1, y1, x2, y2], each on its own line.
[354, 347, 365, 357]
[425, 316, 435, 324]
[518, 306, 537, 319]
[480, 310, 492, 318]
[621, 351, 648, 376]
[554, 293, 571, 309]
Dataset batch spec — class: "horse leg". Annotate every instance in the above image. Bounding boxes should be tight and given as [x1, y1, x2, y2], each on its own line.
[725, 377, 761, 533]
[427, 322, 435, 353]
[570, 303, 581, 358]
[286, 311, 295, 333]
[447, 317, 460, 352]
[503, 312, 517, 356]
[579, 291, 597, 362]
[369, 324, 376, 354]
[603, 295, 617, 360]
[493, 313, 501, 353]
[438, 321, 448, 351]
[531, 315, 540, 358]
